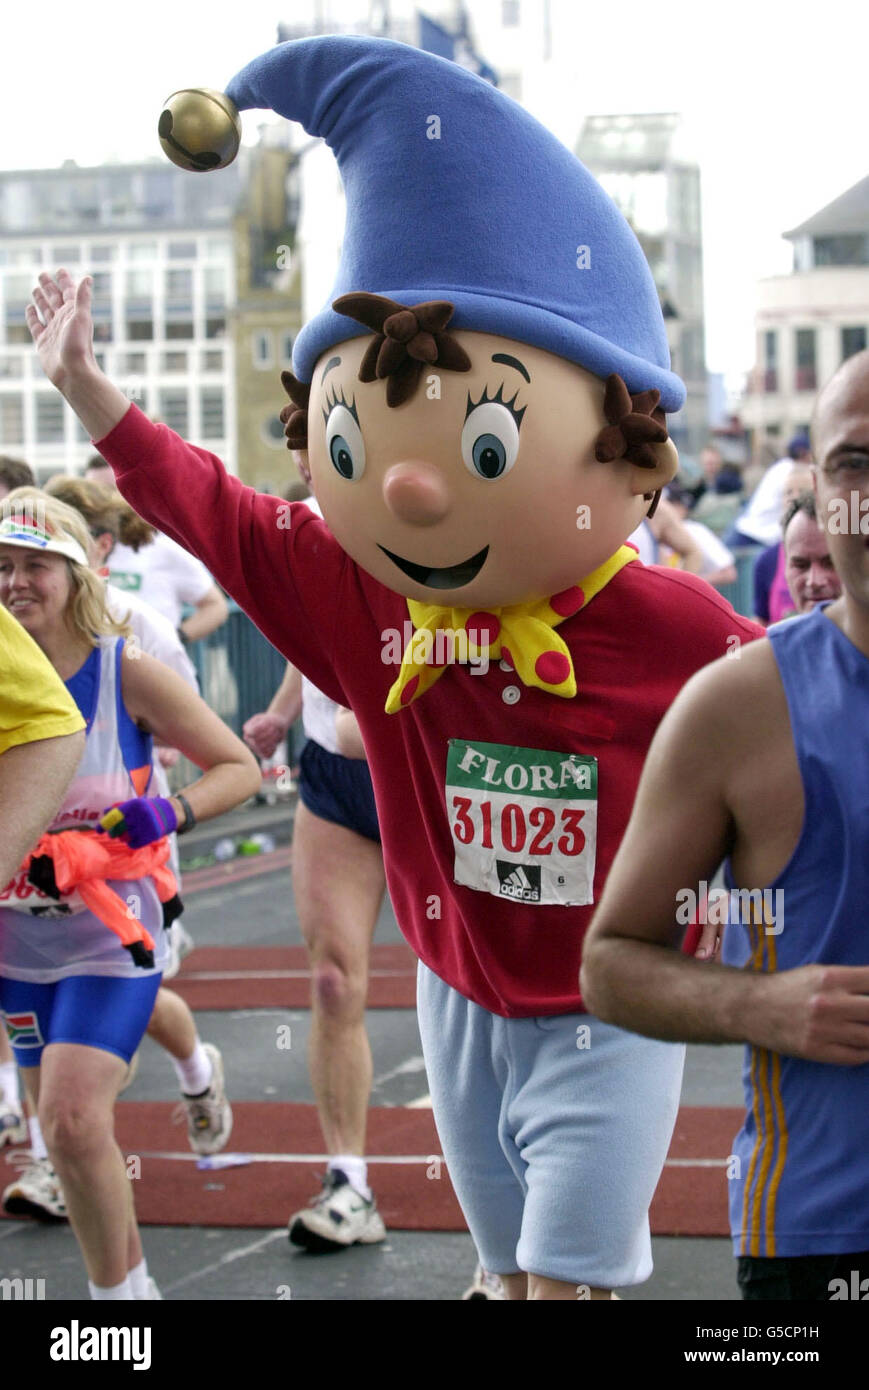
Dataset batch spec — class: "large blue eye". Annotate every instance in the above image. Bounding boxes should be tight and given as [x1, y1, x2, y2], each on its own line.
[461, 403, 519, 480]
[325, 404, 365, 480]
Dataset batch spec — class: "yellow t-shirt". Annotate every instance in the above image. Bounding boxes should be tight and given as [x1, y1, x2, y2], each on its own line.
[0, 607, 86, 755]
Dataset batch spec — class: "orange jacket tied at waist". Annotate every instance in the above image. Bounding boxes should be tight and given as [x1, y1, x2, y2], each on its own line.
[21, 831, 179, 964]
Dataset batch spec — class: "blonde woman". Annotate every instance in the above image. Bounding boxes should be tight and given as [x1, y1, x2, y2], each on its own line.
[0, 494, 259, 1300]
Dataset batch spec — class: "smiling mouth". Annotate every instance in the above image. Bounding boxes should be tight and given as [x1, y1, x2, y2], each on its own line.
[378, 544, 489, 590]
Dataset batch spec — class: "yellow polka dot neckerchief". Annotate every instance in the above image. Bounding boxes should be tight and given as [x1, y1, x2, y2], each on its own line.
[385, 544, 639, 713]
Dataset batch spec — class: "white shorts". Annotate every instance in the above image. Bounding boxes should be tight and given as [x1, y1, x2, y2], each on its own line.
[417, 961, 685, 1287]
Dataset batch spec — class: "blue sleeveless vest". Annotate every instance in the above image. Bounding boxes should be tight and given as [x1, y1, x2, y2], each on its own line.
[721, 606, 869, 1257]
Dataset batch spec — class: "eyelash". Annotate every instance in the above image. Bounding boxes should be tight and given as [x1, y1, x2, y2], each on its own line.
[322, 385, 359, 426]
[465, 383, 526, 429]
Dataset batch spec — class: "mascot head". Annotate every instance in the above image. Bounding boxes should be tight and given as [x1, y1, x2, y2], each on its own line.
[161, 37, 681, 610]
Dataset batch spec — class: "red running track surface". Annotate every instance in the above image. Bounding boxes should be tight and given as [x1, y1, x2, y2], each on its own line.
[0, 1103, 742, 1234]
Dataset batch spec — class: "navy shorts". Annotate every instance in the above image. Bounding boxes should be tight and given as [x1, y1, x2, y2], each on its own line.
[0, 973, 162, 1067]
[298, 739, 380, 844]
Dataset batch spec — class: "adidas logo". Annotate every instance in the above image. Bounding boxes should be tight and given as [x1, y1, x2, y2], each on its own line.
[496, 861, 541, 902]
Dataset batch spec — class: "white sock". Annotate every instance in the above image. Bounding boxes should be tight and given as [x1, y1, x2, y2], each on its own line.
[128, 1257, 149, 1299]
[329, 1154, 371, 1200]
[174, 1040, 213, 1096]
[29, 1115, 48, 1161]
[89, 1276, 134, 1300]
[0, 1060, 17, 1104]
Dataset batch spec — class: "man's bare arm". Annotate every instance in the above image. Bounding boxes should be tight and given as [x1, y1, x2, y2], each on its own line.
[580, 651, 869, 1066]
[0, 731, 85, 886]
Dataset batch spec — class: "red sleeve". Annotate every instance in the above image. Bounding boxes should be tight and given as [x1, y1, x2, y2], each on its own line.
[95, 404, 351, 707]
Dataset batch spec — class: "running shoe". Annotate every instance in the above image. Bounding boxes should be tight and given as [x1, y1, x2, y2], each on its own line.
[0, 1096, 27, 1149]
[174, 1043, 232, 1155]
[2, 1154, 68, 1222]
[163, 921, 195, 980]
[461, 1265, 506, 1300]
[288, 1168, 386, 1252]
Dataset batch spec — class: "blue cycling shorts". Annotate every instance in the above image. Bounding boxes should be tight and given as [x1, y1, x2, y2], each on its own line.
[0, 973, 161, 1067]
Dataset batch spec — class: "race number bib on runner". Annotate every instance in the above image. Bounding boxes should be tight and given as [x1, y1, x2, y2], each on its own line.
[446, 739, 598, 907]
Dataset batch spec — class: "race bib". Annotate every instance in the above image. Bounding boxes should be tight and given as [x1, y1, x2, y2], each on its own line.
[446, 739, 598, 907]
[109, 571, 143, 593]
[0, 867, 79, 916]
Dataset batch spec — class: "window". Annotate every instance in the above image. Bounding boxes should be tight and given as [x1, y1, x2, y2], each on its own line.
[204, 266, 226, 307]
[36, 393, 65, 443]
[281, 332, 294, 364]
[0, 355, 19, 379]
[200, 388, 224, 439]
[201, 350, 223, 372]
[161, 351, 187, 372]
[166, 268, 193, 300]
[1, 248, 41, 267]
[93, 321, 113, 343]
[89, 245, 116, 262]
[121, 352, 146, 373]
[166, 321, 193, 340]
[52, 245, 80, 263]
[205, 238, 231, 259]
[841, 326, 867, 361]
[4, 326, 30, 344]
[206, 317, 226, 339]
[125, 270, 153, 300]
[253, 330, 273, 368]
[0, 394, 24, 444]
[4, 275, 33, 305]
[158, 389, 188, 434]
[127, 319, 153, 341]
[795, 328, 816, 391]
[263, 414, 287, 446]
[168, 241, 197, 260]
[91, 272, 112, 297]
[763, 330, 778, 393]
[813, 234, 869, 268]
[127, 242, 157, 262]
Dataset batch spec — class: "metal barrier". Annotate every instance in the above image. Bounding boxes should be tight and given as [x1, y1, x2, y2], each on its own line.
[169, 601, 289, 792]
[715, 548, 758, 620]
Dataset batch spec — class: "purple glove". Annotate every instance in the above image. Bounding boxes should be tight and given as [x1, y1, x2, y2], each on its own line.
[98, 796, 178, 848]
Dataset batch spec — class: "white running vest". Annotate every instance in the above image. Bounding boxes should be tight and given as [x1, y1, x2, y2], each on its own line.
[0, 638, 168, 981]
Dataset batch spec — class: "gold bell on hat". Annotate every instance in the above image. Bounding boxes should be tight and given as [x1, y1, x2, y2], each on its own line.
[157, 89, 241, 172]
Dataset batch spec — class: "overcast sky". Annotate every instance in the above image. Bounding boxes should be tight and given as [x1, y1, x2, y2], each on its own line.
[4, 0, 868, 383]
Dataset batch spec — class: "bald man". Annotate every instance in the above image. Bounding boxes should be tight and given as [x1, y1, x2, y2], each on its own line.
[580, 348, 869, 1301]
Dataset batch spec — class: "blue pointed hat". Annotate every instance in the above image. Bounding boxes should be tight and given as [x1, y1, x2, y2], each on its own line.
[226, 36, 685, 411]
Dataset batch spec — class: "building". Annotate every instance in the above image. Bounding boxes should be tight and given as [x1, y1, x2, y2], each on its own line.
[741, 174, 869, 460]
[576, 113, 708, 460]
[232, 128, 305, 493]
[0, 159, 241, 480]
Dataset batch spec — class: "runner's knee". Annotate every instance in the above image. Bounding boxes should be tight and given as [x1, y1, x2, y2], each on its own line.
[311, 958, 366, 1019]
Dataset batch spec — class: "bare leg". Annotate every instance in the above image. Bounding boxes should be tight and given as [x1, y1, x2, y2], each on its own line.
[146, 986, 197, 1060]
[527, 1274, 616, 1300]
[29, 1042, 139, 1287]
[291, 802, 386, 1156]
